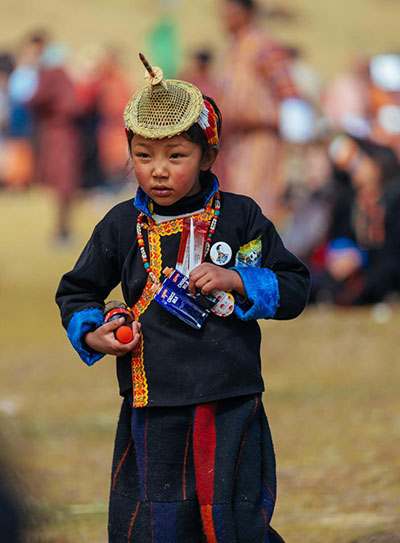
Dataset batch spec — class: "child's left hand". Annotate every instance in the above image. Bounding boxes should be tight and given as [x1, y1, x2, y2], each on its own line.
[189, 263, 245, 297]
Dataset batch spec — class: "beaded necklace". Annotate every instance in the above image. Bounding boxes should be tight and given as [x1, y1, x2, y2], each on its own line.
[136, 191, 221, 284]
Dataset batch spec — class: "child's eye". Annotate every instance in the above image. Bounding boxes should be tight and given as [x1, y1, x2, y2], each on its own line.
[135, 153, 150, 158]
[170, 153, 185, 159]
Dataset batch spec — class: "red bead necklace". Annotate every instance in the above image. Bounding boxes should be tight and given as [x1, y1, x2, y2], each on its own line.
[136, 191, 221, 284]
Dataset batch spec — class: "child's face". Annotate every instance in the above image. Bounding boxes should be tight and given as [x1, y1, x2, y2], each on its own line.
[131, 134, 215, 206]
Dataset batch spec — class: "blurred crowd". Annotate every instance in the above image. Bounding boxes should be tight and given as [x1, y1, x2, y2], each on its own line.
[0, 31, 132, 243]
[1, 0, 400, 307]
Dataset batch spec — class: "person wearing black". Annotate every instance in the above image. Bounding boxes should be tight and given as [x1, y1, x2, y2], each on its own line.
[313, 135, 400, 305]
[56, 57, 310, 542]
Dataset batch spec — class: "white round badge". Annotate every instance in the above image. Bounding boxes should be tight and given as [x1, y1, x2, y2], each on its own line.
[210, 242, 232, 266]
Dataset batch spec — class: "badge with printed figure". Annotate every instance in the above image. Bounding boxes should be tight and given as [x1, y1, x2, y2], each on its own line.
[210, 241, 232, 266]
[235, 236, 262, 268]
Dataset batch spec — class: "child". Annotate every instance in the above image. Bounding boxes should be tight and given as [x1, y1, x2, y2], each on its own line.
[56, 54, 310, 543]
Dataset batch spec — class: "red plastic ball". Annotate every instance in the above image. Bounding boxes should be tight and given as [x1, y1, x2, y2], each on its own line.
[115, 325, 134, 344]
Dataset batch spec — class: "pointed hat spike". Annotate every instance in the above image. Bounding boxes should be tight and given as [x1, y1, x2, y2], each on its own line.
[139, 52, 156, 78]
[139, 52, 165, 87]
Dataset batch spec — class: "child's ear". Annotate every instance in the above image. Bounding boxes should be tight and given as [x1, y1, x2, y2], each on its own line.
[200, 147, 219, 171]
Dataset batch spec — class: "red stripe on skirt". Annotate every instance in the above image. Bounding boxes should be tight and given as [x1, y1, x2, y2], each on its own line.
[182, 416, 193, 501]
[261, 507, 269, 542]
[112, 438, 133, 491]
[193, 403, 217, 504]
[193, 402, 217, 542]
[200, 504, 217, 543]
[144, 410, 149, 500]
[233, 396, 259, 488]
[127, 501, 140, 543]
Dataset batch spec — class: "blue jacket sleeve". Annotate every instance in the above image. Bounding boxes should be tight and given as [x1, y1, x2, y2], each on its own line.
[56, 215, 122, 364]
[232, 267, 279, 320]
[67, 308, 105, 366]
[232, 199, 310, 321]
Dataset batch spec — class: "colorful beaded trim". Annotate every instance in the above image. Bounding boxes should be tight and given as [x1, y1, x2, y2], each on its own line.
[130, 227, 162, 407]
[132, 227, 163, 320]
[131, 336, 148, 407]
[136, 191, 221, 279]
[130, 196, 220, 407]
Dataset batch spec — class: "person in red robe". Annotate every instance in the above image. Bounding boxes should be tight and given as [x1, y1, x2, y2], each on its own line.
[29, 44, 80, 242]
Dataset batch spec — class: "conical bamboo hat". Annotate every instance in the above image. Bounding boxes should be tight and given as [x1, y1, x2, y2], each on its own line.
[124, 53, 204, 139]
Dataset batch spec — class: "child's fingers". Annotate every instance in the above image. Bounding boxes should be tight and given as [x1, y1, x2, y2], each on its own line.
[188, 281, 196, 295]
[125, 331, 142, 351]
[108, 321, 141, 356]
[111, 332, 141, 356]
[193, 273, 216, 294]
[107, 338, 134, 357]
[123, 323, 142, 350]
[131, 321, 141, 335]
[85, 318, 138, 356]
[190, 263, 215, 278]
[189, 264, 210, 293]
[198, 279, 215, 294]
[102, 317, 125, 333]
[193, 272, 212, 290]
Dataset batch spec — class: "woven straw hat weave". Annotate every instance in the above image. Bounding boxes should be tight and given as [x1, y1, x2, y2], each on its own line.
[124, 61, 204, 139]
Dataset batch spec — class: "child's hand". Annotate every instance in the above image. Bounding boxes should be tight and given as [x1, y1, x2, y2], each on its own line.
[84, 319, 142, 357]
[189, 263, 245, 296]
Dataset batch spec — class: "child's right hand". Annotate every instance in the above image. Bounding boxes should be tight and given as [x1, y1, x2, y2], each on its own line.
[84, 319, 141, 357]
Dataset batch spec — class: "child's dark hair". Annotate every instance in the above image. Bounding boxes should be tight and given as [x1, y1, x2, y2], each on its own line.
[126, 94, 222, 157]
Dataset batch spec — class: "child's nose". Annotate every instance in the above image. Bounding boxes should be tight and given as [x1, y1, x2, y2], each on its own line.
[152, 160, 168, 178]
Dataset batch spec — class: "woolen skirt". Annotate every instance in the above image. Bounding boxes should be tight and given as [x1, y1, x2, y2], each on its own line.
[108, 394, 285, 543]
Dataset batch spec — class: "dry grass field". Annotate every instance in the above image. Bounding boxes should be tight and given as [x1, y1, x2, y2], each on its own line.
[0, 188, 399, 542]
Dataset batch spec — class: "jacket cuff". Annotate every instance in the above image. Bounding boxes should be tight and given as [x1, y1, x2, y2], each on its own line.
[231, 267, 280, 321]
[67, 308, 105, 366]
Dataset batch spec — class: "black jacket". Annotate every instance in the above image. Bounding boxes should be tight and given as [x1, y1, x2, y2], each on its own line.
[56, 183, 310, 406]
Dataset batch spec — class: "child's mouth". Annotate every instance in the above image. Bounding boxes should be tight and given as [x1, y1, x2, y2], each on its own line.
[151, 187, 173, 197]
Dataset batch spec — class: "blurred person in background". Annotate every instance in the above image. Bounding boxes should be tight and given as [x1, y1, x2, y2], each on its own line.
[0, 52, 15, 187]
[311, 135, 400, 305]
[7, 32, 46, 141]
[74, 46, 132, 193]
[286, 45, 324, 110]
[321, 53, 370, 138]
[178, 48, 218, 99]
[216, 0, 314, 220]
[73, 45, 107, 192]
[368, 53, 400, 159]
[0, 53, 14, 137]
[322, 52, 400, 159]
[2, 32, 45, 189]
[280, 141, 335, 265]
[95, 47, 132, 190]
[28, 41, 81, 243]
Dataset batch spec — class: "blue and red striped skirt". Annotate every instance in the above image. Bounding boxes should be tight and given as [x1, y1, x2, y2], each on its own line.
[108, 394, 285, 543]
